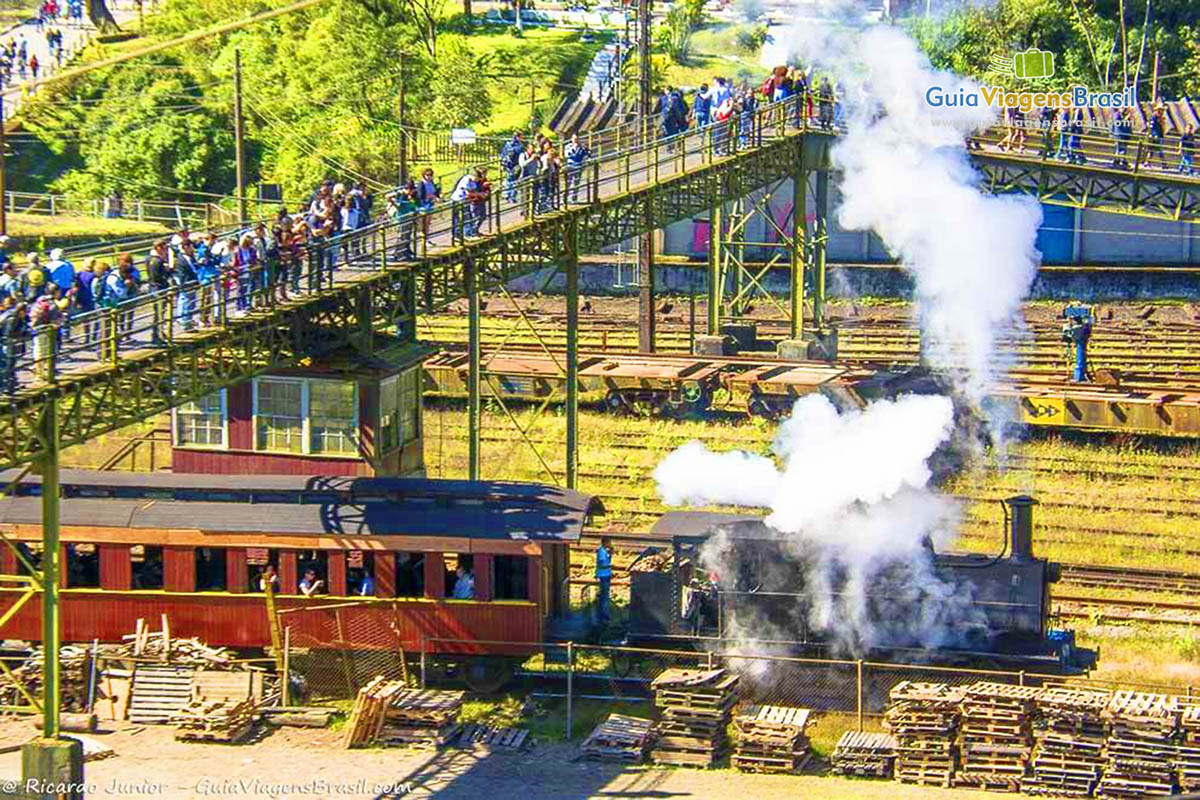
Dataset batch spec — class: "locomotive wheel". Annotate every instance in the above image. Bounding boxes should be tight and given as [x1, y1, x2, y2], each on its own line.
[462, 657, 515, 694]
[748, 397, 771, 418]
[605, 389, 627, 413]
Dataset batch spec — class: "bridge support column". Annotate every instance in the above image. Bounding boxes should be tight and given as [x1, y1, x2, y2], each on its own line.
[790, 169, 807, 341]
[466, 259, 481, 481]
[706, 202, 721, 337]
[814, 169, 828, 329]
[638, 198, 655, 353]
[564, 221, 579, 490]
[23, 396, 83, 797]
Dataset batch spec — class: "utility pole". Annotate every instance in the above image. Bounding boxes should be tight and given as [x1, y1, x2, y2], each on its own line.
[636, 0, 654, 352]
[233, 49, 247, 225]
[0, 99, 6, 237]
[397, 51, 408, 186]
[637, 0, 651, 142]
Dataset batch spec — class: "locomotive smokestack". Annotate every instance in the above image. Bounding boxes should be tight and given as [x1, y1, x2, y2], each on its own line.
[1006, 495, 1037, 562]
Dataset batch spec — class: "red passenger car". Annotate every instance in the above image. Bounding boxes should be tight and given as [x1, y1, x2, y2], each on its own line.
[0, 471, 601, 685]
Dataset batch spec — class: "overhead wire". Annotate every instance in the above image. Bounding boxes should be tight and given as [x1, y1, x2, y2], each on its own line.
[243, 91, 390, 189]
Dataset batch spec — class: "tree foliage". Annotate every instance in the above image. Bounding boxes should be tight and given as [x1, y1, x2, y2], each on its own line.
[907, 0, 1200, 97]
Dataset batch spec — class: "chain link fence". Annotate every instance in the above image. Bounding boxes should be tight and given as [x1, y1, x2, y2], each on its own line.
[281, 614, 1200, 740]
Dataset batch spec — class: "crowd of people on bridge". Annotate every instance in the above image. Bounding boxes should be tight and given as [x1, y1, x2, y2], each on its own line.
[1006, 103, 1198, 176]
[0, 178, 384, 394]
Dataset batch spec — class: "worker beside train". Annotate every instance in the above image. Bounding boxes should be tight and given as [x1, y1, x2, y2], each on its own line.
[595, 537, 613, 626]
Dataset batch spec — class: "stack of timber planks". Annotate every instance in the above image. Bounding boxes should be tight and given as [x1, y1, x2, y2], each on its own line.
[731, 705, 811, 774]
[129, 665, 195, 724]
[580, 714, 655, 763]
[649, 668, 738, 767]
[1024, 686, 1110, 797]
[171, 698, 256, 743]
[885, 681, 963, 788]
[1097, 691, 1180, 797]
[379, 689, 465, 747]
[342, 677, 408, 748]
[1177, 705, 1200, 792]
[831, 731, 898, 779]
[957, 681, 1041, 791]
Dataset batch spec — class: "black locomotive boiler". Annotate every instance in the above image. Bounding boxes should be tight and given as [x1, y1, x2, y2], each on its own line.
[627, 495, 1090, 670]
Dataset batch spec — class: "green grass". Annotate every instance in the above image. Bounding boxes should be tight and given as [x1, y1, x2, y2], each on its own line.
[660, 22, 766, 90]
[471, 27, 607, 136]
[8, 212, 171, 241]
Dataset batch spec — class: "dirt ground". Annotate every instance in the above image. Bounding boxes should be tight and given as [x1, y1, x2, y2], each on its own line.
[0, 719, 1008, 800]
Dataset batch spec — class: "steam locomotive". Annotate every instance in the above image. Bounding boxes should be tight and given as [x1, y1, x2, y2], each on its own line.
[626, 495, 1091, 671]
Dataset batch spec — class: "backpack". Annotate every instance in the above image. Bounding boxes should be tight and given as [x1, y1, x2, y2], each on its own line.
[500, 141, 521, 172]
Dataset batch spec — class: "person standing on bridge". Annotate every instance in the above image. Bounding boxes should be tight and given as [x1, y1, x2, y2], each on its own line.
[1144, 104, 1168, 171]
[145, 241, 172, 346]
[564, 133, 589, 205]
[1179, 124, 1196, 177]
[500, 131, 524, 203]
[693, 83, 711, 129]
[73, 258, 98, 344]
[0, 295, 25, 396]
[595, 536, 612, 626]
[170, 238, 197, 331]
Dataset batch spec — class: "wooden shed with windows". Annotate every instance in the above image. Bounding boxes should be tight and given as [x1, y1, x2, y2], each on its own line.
[172, 342, 433, 477]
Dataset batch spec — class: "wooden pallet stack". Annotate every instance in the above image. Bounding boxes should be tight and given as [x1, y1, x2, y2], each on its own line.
[649, 668, 738, 767]
[957, 681, 1042, 791]
[831, 731, 898, 779]
[1023, 686, 1111, 797]
[341, 676, 408, 748]
[1098, 691, 1180, 798]
[885, 681, 963, 788]
[379, 689, 465, 747]
[731, 705, 811, 774]
[1176, 705, 1200, 792]
[580, 714, 655, 763]
[170, 698, 256, 743]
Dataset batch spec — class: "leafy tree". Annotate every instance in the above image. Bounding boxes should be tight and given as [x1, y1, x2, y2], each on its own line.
[427, 37, 494, 127]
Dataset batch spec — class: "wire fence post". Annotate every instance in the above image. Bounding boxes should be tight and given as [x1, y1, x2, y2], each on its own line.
[282, 625, 291, 707]
[566, 641, 574, 741]
[419, 636, 427, 689]
[1019, 670, 1026, 687]
[856, 659, 864, 732]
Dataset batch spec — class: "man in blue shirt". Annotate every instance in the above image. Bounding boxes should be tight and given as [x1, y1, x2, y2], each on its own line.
[595, 537, 612, 626]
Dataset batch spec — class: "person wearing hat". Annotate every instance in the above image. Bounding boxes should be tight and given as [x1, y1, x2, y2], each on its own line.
[21, 254, 48, 303]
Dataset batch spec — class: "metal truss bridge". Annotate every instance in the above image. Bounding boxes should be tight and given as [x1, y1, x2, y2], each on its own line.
[4, 95, 1200, 480]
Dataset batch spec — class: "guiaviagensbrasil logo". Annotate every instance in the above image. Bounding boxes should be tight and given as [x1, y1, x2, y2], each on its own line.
[990, 49, 1056, 81]
[925, 46, 1134, 111]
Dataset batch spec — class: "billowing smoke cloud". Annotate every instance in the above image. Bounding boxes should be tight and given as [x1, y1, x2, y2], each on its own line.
[768, 3, 1042, 405]
[654, 394, 987, 656]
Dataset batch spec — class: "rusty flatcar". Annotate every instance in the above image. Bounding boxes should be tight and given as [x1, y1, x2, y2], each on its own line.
[0, 471, 601, 687]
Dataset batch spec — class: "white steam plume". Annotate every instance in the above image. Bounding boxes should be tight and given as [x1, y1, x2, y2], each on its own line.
[654, 394, 985, 656]
[768, 4, 1042, 405]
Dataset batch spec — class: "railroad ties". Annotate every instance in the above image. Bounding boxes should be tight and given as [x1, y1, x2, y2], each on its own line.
[884, 681, 964, 788]
[649, 668, 739, 767]
[731, 705, 812, 774]
[831, 731, 898, 779]
[1097, 691, 1181, 797]
[958, 681, 1041, 791]
[580, 714, 655, 763]
[1023, 686, 1110, 797]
